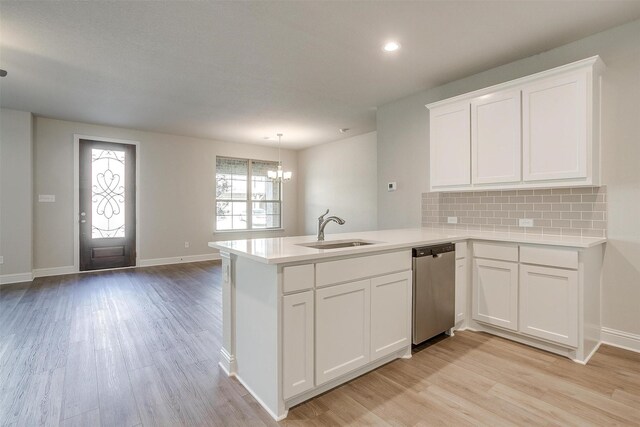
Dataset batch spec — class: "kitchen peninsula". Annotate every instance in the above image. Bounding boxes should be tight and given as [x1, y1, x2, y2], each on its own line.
[209, 228, 606, 420]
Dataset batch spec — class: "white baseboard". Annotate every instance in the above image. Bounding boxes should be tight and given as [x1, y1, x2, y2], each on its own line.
[32, 265, 76, 279]
[573, 342, 601, 365]
[139, 253, 221, 267]
[601, 327, 640, 354]
[234, 373, 287, 421]
[219, 348, 237, 376]
[17, 254, 220, 282]
[0, 272, 34, 285]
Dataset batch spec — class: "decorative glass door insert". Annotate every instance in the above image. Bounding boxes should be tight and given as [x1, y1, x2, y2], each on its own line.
[91, 148, 126, 238]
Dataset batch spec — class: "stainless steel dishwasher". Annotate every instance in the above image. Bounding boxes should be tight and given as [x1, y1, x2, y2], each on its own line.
[412, 243, 456, 345]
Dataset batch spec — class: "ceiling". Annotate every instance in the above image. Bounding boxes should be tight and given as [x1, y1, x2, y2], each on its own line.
[2, 1, 640, 149]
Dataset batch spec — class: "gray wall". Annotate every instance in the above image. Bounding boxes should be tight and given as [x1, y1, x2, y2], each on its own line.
[33, 117, 299, 269]
[298, 131, 377, 235]
[0, 109, 33, 279]
[377, 20, 640, 336]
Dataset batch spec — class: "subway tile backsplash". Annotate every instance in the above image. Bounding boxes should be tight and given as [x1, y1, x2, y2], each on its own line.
[422, 186, 607, 238]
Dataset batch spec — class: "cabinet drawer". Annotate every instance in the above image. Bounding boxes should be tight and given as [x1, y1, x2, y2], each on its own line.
[472, 241, 518, 262]
[455, 242, 467, 259]
[520, 246, 578, 270]
[283, 264, 314, 293]
[316, 251, 411, 288]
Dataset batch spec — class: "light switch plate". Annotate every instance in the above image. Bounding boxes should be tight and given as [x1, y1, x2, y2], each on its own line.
[447, 216, 458, 224]
[387, 182, 397, 192]
[519, 218, 534, 227]
[38, 194, 55, 203]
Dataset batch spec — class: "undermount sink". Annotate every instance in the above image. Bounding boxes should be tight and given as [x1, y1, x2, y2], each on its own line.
[297, 239, 379, 250]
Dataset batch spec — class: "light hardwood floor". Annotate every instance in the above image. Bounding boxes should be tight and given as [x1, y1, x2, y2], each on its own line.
[1, 261, 639, 426]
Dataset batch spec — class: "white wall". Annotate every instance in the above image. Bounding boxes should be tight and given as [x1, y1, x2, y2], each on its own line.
[33, 117, 298, 270]
[376, 20, 640, 336]
[298, 131, 377, 235]
[0, 109, 33, 282]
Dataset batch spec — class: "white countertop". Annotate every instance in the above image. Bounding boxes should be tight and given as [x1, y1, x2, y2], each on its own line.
[208, 228, 606, 264]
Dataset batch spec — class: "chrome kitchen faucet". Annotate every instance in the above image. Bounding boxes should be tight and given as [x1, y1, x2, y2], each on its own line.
[317, 209, 345, 241]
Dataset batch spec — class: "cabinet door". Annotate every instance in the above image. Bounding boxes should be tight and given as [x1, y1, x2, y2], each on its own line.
[455, 258, 467, 324]
[282, 291, 314, 399]
[520, 265, 578, 347]
[472, 258, 518, 331]
[371, 271, 411, 360]
[316, 279, 370, 385]
[429, 101, 471, 188]
[471, 90, 522, 184]
[522, 72, 588, 182]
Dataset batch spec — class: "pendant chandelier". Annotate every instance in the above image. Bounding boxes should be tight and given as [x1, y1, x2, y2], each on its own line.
[268, 133, 292, 182]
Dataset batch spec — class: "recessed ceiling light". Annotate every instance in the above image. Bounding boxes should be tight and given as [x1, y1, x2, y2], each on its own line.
[383, 41, 401, 52]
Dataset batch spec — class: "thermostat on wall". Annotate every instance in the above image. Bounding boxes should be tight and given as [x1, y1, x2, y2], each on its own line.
[387, 182, 397, 192]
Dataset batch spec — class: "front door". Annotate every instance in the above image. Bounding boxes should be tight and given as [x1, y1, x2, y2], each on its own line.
[79, 139, 136, 271]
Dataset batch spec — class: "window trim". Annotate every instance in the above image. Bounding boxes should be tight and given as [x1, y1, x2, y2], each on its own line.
[215, 156, 283, 233]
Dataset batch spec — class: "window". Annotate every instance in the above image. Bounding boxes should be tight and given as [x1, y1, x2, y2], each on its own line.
[216, 157, 282, 231]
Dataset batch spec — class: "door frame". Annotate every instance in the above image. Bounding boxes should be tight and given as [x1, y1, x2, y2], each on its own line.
[73, 134, 141, 273]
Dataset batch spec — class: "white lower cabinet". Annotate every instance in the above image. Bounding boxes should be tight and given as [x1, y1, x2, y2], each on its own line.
[315, 279, 371, 386]
[467, 241, 597, 362]
[370, 271, 412, 360]
[472, 258, 518, 331]
[282, 252, 414, 401]
[282, 291, 314, 399]
[519, 265, 578, 347]
[455, 258, 467, 324]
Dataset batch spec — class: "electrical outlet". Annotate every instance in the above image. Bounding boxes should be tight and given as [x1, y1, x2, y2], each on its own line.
[184, 241, 190, 248]
[387, 182, 397, 192]
[519, 218, 534, 227]
[447, 216, 458, 224]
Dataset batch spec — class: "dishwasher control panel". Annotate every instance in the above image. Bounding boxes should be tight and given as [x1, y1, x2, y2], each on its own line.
[412, 243, 455, 257]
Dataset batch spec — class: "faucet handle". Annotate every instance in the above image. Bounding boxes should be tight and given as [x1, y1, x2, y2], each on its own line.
[318, 209, 330, 221]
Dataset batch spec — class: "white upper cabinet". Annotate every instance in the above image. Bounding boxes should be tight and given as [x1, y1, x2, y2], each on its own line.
[426, 56, 603, 192]
[471, 89, 522, 184]
[429, 101, 471, 188]
[522, 72, 588, 182]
